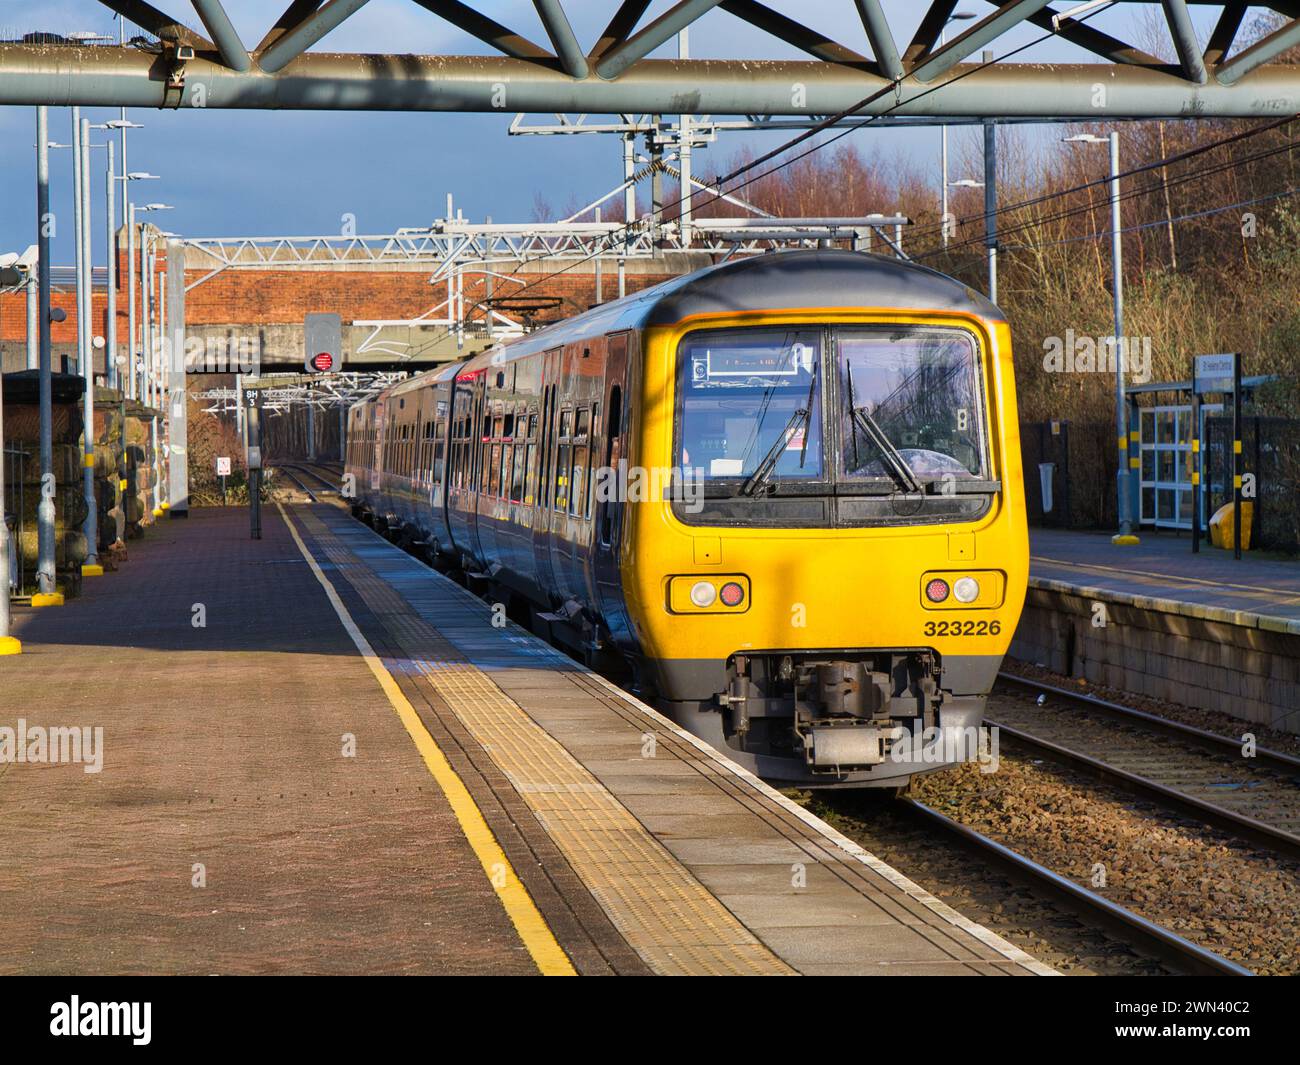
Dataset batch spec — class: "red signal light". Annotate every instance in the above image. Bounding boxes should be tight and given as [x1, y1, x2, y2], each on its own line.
[311, 352, 334, 372]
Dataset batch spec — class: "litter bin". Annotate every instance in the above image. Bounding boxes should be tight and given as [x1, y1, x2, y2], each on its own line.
[1038, 462, 1056, 515]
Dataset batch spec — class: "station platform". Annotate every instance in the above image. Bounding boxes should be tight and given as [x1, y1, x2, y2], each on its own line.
[0, 504, 1052, 976]
[1018, 529, 1300, 732]
[1031, 528, 1300, 631]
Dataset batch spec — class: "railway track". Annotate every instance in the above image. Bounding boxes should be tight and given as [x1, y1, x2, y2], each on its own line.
[281, 461, 342, 492]
[274, 464, 319, 502]
[989, 674, 1300, 862]
[895, 797, 1254, 976]
[275, 461, 343, 502]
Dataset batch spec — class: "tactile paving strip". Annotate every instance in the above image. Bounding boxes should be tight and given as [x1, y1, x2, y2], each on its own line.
[294, 507, 793, 976]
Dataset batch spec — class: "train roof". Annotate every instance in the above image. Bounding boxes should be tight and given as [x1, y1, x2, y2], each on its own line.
[355, 251, 1004, 409]
[458, 249, 1001, 375]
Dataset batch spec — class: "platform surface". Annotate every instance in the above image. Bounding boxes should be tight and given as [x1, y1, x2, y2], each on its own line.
[1031, 528, 1300, 631]
[1, 505, 1053, 976]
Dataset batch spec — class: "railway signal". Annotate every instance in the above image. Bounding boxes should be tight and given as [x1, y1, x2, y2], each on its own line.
[304, 312, 342, 374]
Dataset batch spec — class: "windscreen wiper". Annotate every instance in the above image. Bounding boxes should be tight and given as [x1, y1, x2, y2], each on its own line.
[850, 405, 922, 495]
[739, 407, 809, 497]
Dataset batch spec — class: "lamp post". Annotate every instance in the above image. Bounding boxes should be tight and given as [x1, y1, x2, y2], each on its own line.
[1064, 131, 1136, 544]
[946, 179, 982, 262]
[939, 11, 977, 249]
[35, 106, 59, 603]
[127, 199, 166, 401]
[133, 205, 173, 520]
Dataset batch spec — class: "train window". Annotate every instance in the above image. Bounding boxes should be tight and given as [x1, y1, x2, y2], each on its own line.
[489, 443, 502, 495]
[501, 445, 513, 500]
[556, 449, 570, 510]
[837, 328, 987, 484]
[525, 443, 538, 504]
[434, 440, 446, 484]
[676, 328, 824, 483]
[511, 443, 526, 500]
[570, 446, 586, 516]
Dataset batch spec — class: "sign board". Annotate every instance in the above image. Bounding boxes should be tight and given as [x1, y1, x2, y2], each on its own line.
[216, 456, 231, 477]
[304, 312, 343, 373]
[1194, 353, 1236, 393]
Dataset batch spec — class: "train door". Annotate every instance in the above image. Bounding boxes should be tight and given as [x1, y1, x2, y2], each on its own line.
[447, 373, 478, 565]
[431, 381, 454, 554]
[531, 349, 562, 602]
[594, 332, 635, 645]
[469, 373, 491, 566]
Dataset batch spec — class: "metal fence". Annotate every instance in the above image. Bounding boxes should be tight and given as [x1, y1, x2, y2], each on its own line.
[1205, 415, 1300, 553]
[1019, 420, 1118, 531]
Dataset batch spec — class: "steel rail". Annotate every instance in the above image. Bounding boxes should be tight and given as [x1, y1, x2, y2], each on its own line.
[996, 673, 1300, 777]
[273, 463, 318, 502]
[279, 461, 339, 494]
[989, 677, 1300, 861]
[899, 798, 1254, 977]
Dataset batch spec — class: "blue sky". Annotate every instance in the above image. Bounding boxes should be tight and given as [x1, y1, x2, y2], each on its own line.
[0, 1, 1231, 266]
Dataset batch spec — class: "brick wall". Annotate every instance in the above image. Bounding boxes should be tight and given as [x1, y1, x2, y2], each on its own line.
[1, 241, 709, 372]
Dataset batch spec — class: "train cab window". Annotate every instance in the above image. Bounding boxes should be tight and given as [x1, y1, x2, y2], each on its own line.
[674, 324, 993, 528]
[677, 328, 824, 484]
[836, 328, 988, 486]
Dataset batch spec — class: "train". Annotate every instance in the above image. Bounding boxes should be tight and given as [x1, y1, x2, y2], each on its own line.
[344, 249, 1028, 787]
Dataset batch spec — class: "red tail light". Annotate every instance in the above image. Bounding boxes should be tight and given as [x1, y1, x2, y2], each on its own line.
[925, 578, 950, 603]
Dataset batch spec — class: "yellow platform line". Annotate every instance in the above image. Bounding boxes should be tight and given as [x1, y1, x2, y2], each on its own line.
[299, 507, 794, 976]
[276, 502, 575, 976]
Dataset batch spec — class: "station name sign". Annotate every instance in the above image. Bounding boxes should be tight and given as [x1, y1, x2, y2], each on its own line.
[1193, 353, 1238, 394]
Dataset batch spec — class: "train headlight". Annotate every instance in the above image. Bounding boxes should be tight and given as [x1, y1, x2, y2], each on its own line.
[668, 575, 750, 613]
[920, 570, 1006, 610]
[690, 581, 717, 607]
[925, 578, 950, 603]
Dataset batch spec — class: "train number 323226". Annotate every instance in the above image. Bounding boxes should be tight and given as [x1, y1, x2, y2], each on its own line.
[923, 619, 1002, 637]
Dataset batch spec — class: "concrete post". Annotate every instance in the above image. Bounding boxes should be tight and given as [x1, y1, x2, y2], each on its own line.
[166, 238, 188, 516]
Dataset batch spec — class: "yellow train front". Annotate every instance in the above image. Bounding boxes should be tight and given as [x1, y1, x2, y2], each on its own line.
[346, 249, 1028, 788]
